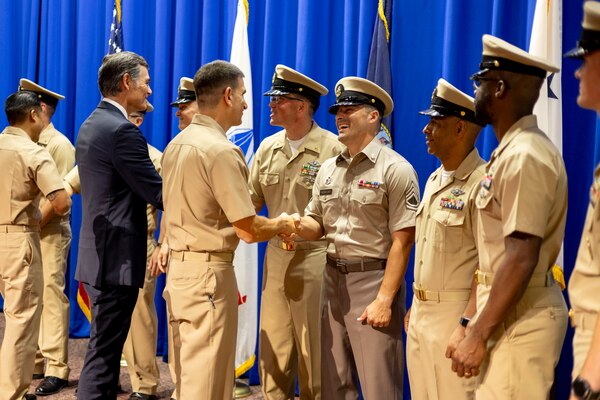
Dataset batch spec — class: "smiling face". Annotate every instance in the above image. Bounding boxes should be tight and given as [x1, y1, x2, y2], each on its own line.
[422, 116, 460, 162]
[268, 95, 305, 127]
[335, 104, 379, 154]
[230, 77, 248, 127]
[175, 101, 199, 130]
[575, 51, 600, 111]
[127, 66, 152, 115]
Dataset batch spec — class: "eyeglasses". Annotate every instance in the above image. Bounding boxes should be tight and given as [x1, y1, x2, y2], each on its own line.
[269, 95, 305, 104]
[470, 75, 501, 89]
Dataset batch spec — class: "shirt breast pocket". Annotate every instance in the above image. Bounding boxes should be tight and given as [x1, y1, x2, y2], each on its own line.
[432, 210, 465, 253]
[319, 187, 341, 227]
[259, 173, 280, 198]
[350, 188, 386, 229]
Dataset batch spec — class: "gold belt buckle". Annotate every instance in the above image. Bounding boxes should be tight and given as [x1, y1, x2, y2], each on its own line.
[415, 286, 427, 301]
[281, 241, 294, 251]
[568, 309, 575, 328]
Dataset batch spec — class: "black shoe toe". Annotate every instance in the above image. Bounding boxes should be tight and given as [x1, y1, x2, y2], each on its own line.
[129, 393, 158, 400]
[35, 376, 68, 396]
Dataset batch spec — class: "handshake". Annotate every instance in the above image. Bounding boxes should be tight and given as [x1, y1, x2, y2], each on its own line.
[277, 212, 302, 244]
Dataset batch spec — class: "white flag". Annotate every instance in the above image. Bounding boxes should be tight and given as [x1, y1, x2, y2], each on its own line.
[529, 0, 565, 270]
[227, 0, 258, 377]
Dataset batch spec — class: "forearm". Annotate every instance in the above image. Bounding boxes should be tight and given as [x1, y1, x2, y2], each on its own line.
[234, 215, 290, 244]
[469, 233, 540, 341]
[39, 201, 56, 228]
[462, 277, 478, 319]
[579, 317, 600, 390]
[377, 228, 414, 305]
[296, 216, 324, 241]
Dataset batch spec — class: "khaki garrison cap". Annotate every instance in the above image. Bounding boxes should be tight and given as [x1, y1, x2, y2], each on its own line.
[419, 79, 483, 126]
[472, 34, 559, 79]
[565, 1, 600, 58]
[18, 78, 64, 107]
[170, 77, 195, 106]
[329, 77, 393, 117]
[264, 64, 328, 109]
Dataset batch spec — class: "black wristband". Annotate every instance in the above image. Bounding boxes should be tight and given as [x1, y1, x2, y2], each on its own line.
[459, 316, 470, 328]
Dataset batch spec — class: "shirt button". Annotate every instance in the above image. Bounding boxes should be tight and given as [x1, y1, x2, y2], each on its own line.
[285, 177, 290, 181]
[422, 237, 426, 242]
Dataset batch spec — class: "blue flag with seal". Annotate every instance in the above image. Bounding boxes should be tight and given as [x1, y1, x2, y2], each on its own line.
[367, 0, 393, 148]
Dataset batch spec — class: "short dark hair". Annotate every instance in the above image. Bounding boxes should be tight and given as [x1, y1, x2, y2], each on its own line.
[98, 51, 149, 97]
[5, 91, 42, 125]
[193, 60, 244, 108]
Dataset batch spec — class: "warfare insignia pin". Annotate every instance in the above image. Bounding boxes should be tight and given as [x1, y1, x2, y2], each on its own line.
[300, 160, 321, 184]
[451, 188, 465, 196]
[481, 174, 493, 190]
[325, 176, 332, 185]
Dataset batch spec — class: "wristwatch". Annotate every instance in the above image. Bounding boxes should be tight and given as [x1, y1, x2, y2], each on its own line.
[572, 376, 600, 400]
[459, 316, 470, 328]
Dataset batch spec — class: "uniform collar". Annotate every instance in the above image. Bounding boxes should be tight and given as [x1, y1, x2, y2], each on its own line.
[273, 121, 323, 154]
[37, 122, 55, 145]
[2, 126, 31, 139]
[337, 136, 383, 165]
[191, 113, 227, 137]
[429, 147, 483, 187]
[492, 114, 538, 159]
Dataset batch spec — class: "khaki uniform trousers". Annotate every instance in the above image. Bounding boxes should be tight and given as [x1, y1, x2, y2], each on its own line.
[0, 230, 43, 400]
[571, 312, 597, 378]
[321, 265, 404, 400]
[163, 256, 238, 400]
[259, 242, 325, 400]
[407, 296, 477, 400]
[474, 283, 567, 399]
[34, 219, 71, 379]
[122, 239, 160, 395]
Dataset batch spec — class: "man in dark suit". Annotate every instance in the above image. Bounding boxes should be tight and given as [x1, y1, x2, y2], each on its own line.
[75, 51, 163, 400]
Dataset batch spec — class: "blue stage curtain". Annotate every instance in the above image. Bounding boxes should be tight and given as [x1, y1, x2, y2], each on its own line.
[0, 0, 597, 397]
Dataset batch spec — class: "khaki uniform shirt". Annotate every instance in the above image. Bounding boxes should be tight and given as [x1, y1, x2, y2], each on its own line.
[569, 163, 600, 313]
[63, 143, 162, 235]
[305, 137, 419, 259]
[415, 148, 485, 291]
[146, 144, 162, 237]
[248, 122, 341, 244]
[0, 126, 64, 225]
[475, 115, 567, 277]
[38, 123, 75, 220]
[161, 114, 256, 252]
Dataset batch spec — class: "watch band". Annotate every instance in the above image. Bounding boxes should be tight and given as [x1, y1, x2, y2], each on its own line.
[459, 316, 470, 328]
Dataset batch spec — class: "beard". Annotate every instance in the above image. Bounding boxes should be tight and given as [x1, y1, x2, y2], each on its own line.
[474, 94, 492, 126]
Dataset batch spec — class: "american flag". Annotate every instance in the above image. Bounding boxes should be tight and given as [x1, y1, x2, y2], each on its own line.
[108, 0, 123, 54]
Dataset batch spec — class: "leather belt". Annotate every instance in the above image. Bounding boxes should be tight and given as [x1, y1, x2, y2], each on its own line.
[270, 238, 326, 251]
[0, 224, 40, 233]
[569, 309, 598, 331]
[412, 283, 471, 302]
[475, 269, 555, 288]
[326, 255, 386, 274]
[170, 250, 234, 263]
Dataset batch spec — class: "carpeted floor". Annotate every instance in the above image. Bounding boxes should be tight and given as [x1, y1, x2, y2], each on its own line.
[0, 312, 265, 399]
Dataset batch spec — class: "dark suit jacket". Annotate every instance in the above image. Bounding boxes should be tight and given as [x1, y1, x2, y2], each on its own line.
[75, 101, 163, 289]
